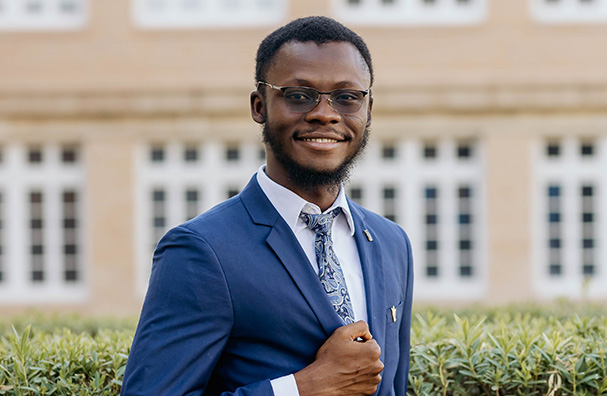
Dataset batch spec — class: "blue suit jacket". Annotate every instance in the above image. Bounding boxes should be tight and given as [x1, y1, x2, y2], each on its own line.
[121, 176, 414, 396]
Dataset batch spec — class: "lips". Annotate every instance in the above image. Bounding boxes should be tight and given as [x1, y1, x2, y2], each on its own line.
[301, 137, 341, 143]
[294, 129, 350, 144]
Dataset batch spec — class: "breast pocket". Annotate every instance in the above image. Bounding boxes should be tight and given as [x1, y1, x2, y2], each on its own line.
[385, 300, 404, 324]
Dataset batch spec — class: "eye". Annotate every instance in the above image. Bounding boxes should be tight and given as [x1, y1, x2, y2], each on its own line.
[284, 88, 315, 102]
[333, 90, 362, 103]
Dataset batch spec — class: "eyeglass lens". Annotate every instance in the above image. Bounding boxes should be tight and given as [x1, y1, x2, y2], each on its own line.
[282, 87, 365, 114]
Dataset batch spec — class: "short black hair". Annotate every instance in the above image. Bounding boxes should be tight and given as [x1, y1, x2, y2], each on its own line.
[255, 16, 374, 87]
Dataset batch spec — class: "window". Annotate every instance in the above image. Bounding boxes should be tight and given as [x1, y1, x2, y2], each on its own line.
[423, 142, 438, 159]
[0, 144, 85, 303]
[224, 0, 240, 8]
[547, 185, 562, 276]
[349, 186, 364, 205]
[151, 189, 166, 249]
[29, 191, 45, 282]
[183, 0, 202, 10]
[185, 188, 200, 221]
[346, 138, 486, 300]
[63, 190, 80, 282]
[133, 0, 287, 29]
[137, 141, 258, 294]
[61, 145, 79, 164]
[334, 0, 487, 26]
[581, 185, 595, 277]
[225, 146, 240, 162]
[535, 136, 606, 298]
[184, 145, 199, 162]
[383, 186, 397, 222]
[458, 186, 474, 277]
[456, 141, 474, 160]
[424, 186, 439, 278]
[382, 143, 397, 160]
[59, 0, 79, 13]
[580, 141, 595, 157]
[26, 0, 43, 13]
[0, 0, 88, 31]
[28, 147, 43, 164]
[531, 0, 607, 23]
[150, 145, 165, 163]
[546, 141, 561, 157]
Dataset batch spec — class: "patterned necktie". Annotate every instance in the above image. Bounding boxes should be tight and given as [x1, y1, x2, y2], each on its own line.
[299, 208, 355, 325]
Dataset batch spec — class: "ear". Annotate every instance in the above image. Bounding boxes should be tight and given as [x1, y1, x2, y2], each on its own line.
[250, 90, 266, 124]
[366, 92, 373, 127]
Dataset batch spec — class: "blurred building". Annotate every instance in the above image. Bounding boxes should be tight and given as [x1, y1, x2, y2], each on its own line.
[1, 0, 606, 314]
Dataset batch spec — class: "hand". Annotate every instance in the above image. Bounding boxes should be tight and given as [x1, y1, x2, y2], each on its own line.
[294, 321, 384, 396]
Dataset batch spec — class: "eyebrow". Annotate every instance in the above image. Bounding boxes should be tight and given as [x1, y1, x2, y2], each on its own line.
[289, 79, 365, 90]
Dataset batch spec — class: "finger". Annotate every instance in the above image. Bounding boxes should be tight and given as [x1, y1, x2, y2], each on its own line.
[350, 320, 373, 341]
[355, 339, 382, 363]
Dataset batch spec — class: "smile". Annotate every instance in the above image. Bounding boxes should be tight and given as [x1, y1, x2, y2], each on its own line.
[301, 138, 341, 143]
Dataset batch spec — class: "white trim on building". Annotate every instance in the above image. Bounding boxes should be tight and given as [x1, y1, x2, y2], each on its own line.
[531, 0, 607, 24]
[349, 138, 487, 301]
[0, 0, 88, 31]
[533, 135, 607, 299]
[135, 138, 487, 301]
[132, 0, 287, 29]
[332, 0, 487, 26]
[0, 144, 86, 304]
[135, 140, 265, 295]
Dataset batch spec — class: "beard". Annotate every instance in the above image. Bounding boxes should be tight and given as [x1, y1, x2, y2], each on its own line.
[262, 122, 370, 192]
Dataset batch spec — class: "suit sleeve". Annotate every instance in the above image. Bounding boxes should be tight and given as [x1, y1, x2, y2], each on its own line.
[120, 225, 274, 396]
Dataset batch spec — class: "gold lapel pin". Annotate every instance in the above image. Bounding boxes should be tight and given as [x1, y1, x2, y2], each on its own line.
[364, 229, 373, 242]
[390, 306, 397, 322]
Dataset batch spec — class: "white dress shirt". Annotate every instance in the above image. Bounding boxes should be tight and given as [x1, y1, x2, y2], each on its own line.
[256, 166, 367, 396]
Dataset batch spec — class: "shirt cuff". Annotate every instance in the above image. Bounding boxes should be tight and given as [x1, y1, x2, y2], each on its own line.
[270, 374, 300, 396]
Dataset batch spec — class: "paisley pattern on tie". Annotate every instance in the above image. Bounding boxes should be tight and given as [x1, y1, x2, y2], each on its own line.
[299, 208, 355, 325]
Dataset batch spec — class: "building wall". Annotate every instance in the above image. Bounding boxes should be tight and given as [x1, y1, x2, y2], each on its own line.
[1, 0, 607, 314]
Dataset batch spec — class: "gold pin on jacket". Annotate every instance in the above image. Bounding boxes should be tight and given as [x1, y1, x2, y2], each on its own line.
[390, 306, 397, 322]
[364, 229, 373, 242]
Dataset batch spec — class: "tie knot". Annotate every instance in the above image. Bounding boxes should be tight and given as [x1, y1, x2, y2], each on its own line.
[300, 208, 341, 235]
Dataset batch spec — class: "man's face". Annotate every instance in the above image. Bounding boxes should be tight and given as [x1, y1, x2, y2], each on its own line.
[252, 41, 372, 191]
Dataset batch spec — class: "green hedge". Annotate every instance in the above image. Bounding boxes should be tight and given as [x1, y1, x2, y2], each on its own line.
[408, 311, 607, 396]
[0, 306, 605, 395]
[0, 326, 131, 395]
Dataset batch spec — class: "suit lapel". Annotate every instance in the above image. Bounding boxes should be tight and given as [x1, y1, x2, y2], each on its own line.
[240, 176, 345, 338]
[349, 202, 387, 358]
[266, 224, 344, 337]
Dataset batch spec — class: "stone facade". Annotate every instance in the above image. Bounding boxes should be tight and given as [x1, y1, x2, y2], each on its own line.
[1, 0, 606, 314]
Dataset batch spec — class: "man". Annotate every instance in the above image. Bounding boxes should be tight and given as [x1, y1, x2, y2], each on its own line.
[122, 16, 413, 396]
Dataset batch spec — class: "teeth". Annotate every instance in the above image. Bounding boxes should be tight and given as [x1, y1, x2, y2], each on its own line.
[302, 138, 338, 143]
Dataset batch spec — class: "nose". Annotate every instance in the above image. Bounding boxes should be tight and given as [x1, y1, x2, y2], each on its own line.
[304, 94, 341, 124]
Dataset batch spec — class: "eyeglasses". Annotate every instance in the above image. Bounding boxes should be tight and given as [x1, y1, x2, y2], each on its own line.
[257, 81, 370, 114]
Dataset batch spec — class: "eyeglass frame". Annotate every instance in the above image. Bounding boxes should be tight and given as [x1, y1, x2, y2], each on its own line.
[257, 81, 371, 114]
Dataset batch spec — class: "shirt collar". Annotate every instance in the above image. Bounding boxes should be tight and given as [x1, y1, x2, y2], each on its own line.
[256, 165, 356, 236]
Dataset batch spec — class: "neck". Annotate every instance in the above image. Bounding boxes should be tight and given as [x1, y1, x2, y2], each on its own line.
[264, 164, 340, 212]
[294, 185, 340, 212]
